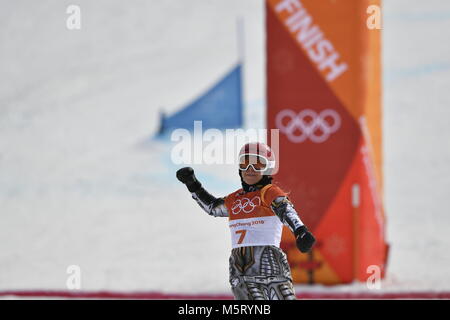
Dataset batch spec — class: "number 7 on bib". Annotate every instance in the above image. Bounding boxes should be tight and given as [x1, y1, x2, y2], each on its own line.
[235, 230, 247, 244]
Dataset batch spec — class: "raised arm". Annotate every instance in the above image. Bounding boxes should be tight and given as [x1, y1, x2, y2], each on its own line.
[176, 167, 228, 217]
[270, 196, 316, 253]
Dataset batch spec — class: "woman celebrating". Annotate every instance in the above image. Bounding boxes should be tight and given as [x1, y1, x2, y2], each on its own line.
[176, 142, 315, 300]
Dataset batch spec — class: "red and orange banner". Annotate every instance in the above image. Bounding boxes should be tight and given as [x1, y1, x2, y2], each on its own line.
[266, 0, 388, 284]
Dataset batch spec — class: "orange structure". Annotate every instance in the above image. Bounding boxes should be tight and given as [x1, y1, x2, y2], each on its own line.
[266, 0, 388, 284]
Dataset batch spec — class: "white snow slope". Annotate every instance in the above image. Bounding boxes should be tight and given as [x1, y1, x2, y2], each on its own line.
[0, 0, 449, 295]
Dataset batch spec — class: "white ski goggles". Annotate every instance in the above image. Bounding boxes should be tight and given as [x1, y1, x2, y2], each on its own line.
[238, 153, 275, 172]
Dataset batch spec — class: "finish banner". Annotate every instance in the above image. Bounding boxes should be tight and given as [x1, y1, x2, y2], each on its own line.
[266, 0, 388, 284]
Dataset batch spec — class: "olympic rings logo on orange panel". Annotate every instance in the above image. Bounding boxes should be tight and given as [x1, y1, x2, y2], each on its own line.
[231, 196, 261, 215]
[276, 109, 341, 143]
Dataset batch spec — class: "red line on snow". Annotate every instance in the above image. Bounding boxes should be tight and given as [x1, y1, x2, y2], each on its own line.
[0, 290, 449, 299]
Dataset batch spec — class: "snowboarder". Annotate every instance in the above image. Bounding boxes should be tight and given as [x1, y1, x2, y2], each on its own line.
[176, 142, 315, 300]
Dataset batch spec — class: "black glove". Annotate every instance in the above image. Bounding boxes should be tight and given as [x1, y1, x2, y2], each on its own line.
[294, 226, 316, 253]
[176, 167, 202, 192]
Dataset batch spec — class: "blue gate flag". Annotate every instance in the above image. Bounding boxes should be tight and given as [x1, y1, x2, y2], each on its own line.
[157, 64, 243, 136]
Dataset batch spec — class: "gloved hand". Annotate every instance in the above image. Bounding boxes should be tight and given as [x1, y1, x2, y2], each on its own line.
[176, 167, 202, 192]
[294, 226, 316, 253]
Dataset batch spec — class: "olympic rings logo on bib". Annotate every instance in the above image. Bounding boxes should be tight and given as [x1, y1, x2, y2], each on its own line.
[231, 196, 261, 215]
[276, 109, 341, 143]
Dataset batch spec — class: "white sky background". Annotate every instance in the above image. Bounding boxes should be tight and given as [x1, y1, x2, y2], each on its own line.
[0, 0, 449, 293]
